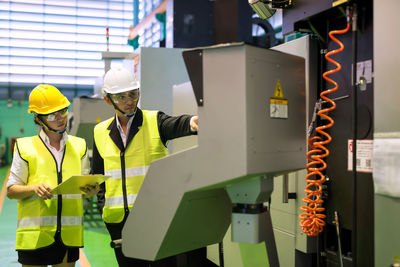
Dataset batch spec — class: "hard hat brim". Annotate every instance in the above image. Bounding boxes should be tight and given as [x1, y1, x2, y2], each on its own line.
[28, 102, 70, 114]
[103, 85, 140, 94]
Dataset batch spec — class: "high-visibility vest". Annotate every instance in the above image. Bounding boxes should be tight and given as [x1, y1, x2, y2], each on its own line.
[15, 135, 86, 250]
[94, 110, 169, 223]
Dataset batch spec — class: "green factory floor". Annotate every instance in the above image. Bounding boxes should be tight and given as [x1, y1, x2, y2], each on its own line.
[0, 165, 118, 267]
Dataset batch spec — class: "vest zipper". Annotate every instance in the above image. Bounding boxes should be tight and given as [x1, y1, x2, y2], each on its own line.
[120, 151, 129, 214]
[38, 134, 64, 237]
[56, 170, 62, 235]
[56, 146, 66, 237]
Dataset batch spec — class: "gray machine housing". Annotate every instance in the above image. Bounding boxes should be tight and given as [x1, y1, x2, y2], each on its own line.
[122, 43, 306, 260]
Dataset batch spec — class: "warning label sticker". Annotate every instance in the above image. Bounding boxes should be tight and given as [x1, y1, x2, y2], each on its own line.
[270, 79, 288, 119]
[347, 139, 373, 173]
[273, 79, 284, 98]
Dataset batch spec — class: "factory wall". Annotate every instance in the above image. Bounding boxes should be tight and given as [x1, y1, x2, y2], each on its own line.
[0, 100, 37, 164]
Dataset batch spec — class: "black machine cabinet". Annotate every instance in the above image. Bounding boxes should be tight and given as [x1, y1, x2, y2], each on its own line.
[284, 0, 374, 266]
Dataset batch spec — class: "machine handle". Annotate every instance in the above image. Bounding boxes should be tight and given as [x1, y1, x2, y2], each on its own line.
[110, 239, 122, 248]
[282, 174, 297, 203]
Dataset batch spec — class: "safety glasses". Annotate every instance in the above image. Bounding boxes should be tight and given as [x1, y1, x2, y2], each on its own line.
[40, 107, 68, 122]
[109, 89, 140, 104]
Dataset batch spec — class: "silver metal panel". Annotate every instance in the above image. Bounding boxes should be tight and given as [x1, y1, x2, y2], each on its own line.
[171, 82, 198, 154]
[374, 1, 400, 134]
[139, 47, 189, 116]
[374, 194, 400, 266]
[190, 45, 248, 187]
[101, 51, 136, 73]
[245, 45, 306, 175]
[231, 212, 270, 244]
[270, 35, 319, 257]
[374, 1, 400, 266]
[123, 149, 232, 260]
[272, 35, 318, 129]
[122, 44, 305, 261]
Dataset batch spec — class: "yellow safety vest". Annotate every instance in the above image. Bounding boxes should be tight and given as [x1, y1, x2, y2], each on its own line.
[94, 110, 169, 223]
[15, 135, 86, 250]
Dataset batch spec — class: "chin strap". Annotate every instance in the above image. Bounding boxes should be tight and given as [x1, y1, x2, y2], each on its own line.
[38, 116, 67, 134]
[108, 94, 137, 117]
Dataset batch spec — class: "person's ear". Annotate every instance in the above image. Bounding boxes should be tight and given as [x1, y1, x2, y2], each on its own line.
[103, 95, 112, 106]
[34, 116, 41, 124]
[33, 116, 45, 127]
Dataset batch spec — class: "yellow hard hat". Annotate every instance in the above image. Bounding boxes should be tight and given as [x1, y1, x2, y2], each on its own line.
[28, 84, 70, 114]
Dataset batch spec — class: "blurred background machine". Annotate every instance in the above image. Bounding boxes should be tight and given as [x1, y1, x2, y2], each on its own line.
[69, 97, 114, 153]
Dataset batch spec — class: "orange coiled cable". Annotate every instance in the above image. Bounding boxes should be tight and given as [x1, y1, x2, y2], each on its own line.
[299, 21, 351, 237]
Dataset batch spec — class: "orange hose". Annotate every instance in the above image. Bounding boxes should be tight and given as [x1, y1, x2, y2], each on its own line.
[299, 21, 350, 237]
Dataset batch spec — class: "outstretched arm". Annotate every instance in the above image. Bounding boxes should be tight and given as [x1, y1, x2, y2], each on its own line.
[157, 112, 198, 146]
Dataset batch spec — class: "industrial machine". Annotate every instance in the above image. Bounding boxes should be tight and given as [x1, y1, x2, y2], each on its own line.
[119, 0, 400, 266]
[121, 43, 305, 266]
[281, 2, 374, 266]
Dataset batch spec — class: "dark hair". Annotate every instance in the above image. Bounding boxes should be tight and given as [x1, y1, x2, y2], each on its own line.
[33, 115, 42, 126]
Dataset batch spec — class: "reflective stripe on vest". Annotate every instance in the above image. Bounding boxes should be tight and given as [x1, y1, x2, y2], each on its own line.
[18, 216, 82, 228]
[94, 110, 169, 223]
[105, 166, 149, 180]
[15, 135, 86, 250]
[21, 194, 82, 202]
[104, 194, 137, 207]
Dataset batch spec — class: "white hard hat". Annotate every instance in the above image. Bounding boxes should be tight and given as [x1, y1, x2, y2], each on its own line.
[102, 66, 140, 94]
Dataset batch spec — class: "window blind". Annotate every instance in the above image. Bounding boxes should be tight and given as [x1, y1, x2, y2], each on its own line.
[0, 0, 134, 100]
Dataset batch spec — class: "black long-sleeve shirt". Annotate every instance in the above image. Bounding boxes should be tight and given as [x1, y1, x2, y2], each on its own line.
[92, 108, 195, 213]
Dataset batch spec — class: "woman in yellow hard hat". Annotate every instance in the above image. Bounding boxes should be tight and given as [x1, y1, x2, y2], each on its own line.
[7, 84, 99, 267]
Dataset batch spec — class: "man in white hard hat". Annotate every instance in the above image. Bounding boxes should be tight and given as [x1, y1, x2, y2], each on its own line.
[92, 66, 199, 267]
